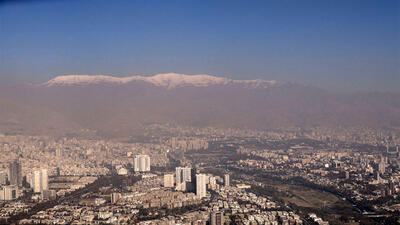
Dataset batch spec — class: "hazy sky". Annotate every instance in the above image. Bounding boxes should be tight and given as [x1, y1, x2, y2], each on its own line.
[0, 0, 398, 92]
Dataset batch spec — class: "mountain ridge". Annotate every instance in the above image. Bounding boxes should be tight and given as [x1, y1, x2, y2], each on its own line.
[44, 73, 280, 89]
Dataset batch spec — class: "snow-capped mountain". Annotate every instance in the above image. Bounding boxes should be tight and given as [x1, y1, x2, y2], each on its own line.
[44, 73, 279, 89]
[0, 74, 398, 138]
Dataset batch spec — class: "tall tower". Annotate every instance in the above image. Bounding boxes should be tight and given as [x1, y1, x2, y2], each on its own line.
[111, 193, 121, 204]
[144, 155, 150, 171]
[224, 174, 230, 187]
[32, 170, 41, 193]
[175, 167, 192, 183]
[196, 174, 207, 198]
[379, 155, 386, 174]
[163, 174, 174, 188]
[0, 171, 7, 185]
[175, 167, 183, 185]
[31, 169, 48, 193]
[133, 155, 151, 172]
[183, 167, 192, 182]
[376, 171, 381, 184]
[175, 167, 193, 191]
[41, 169, 48, 191]
[8, 159, 22, 187]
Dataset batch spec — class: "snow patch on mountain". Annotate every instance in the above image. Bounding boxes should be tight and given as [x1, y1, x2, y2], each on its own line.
[146, 73, 231, 88]
[45, 75, 134, 86]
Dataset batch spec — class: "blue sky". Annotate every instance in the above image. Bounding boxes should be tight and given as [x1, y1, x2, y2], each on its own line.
[0, 0, 398, 91]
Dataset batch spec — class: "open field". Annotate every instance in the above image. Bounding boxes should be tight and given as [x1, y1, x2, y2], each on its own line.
[270, 184, 371, 225]
[279, 185, 340, 208]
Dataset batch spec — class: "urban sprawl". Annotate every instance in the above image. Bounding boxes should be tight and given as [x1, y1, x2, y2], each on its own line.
[1, 124, 400, 225]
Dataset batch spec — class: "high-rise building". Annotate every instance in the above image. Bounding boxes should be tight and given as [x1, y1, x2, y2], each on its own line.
[210, 212, 224, 225]
[42, 190, 57, 200]
[164, 174, 174, 188]
[376, 171, 382, 184]
[379, 161, 386, 174]
[224, 174, 230, 187]
[183, 167, 192, 182]
[31, 169, 48, 193]
[8, 159, 22, 187]
[176, 167, 192, 183]
[175, 167, 182, 185]
[0, 186, 19, 201]
[42, 169, 48, 191]
[111, 193, 121, 204]
[175, 167, 193, 191]
[56, 167, 61, 176]
[0, 171, 7, 185]
[32, 170, 41, 193]
[208, 176, 217, 190]
[175, 167, 184, 191]
[196, 174, 207, 198]
[133, 155, 151, 172]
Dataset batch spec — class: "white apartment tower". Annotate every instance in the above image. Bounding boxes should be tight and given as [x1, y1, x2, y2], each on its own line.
[0, 186, 19, 201]
[133, 155, 151, 172]
[164, 174, 175, 188]
[175, 167, 192, 184]
[196, 174, 207, 198]
[175, 167, 193, 191]
[31, 169, 48, 193]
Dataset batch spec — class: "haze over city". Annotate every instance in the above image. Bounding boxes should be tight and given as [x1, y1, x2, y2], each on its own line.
[0, 1, 399, 225]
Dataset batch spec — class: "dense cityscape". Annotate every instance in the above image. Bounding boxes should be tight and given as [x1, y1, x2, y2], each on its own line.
[1, 0, 398, 224]
[1, 124, 399, 224]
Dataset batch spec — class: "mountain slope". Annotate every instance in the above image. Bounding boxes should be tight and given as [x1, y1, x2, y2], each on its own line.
[0, 88, 82, 136]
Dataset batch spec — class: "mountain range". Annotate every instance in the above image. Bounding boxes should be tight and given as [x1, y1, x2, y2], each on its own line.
[0, 73, 399, 137]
